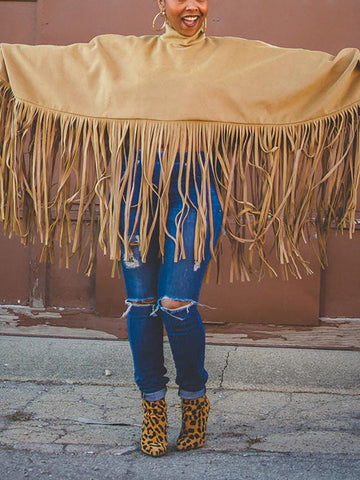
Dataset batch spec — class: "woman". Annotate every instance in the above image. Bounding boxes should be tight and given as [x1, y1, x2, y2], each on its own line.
[1, 0, 360, 459]
[120, 0, 219, 457]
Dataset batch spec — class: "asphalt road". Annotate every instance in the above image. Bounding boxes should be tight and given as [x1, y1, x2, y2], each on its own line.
[1, 335, 359, 479]
[1, 450, 360, 480]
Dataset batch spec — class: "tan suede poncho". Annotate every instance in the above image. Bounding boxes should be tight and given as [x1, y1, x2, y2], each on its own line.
[0, 26, 360, 280]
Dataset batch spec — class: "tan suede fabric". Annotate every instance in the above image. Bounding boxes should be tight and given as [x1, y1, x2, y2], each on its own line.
[0, 26, 359, 280]
[1, 26, 359, 123]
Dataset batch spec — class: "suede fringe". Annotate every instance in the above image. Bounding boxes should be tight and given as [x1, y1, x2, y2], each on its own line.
[1, 81, 359, 280]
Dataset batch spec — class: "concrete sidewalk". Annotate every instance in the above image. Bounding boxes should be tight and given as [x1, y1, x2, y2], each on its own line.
[0, 335, 359, 479]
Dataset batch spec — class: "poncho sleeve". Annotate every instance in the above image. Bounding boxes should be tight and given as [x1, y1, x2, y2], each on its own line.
[0, 36, 359, 280]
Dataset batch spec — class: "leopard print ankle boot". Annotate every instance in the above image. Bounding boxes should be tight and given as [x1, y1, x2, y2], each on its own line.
[176, 394, 210, 451]
[141, 398, 168, 457]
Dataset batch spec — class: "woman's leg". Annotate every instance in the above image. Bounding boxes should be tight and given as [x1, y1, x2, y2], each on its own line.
[120, 234, 169, 401]
[157, 179, 223, 399]
[119, 157, 170, 457]
[157, 175, 222, 451]
[119, 156, 168, 400]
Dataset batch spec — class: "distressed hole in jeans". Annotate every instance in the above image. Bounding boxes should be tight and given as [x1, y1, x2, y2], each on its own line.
[124, 257, 140, 269]
[121, 298, 158, 318]
[124, 235, 141, 269]
[194, 262, 201, 272]
[160, 298, 195, 311]
[129, 299, 157, 306]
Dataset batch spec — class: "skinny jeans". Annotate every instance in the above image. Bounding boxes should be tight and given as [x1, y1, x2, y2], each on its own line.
[120, 153, 223, 401]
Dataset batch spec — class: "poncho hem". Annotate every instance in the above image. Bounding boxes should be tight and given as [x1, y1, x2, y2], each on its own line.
[1, 79, 359, 282]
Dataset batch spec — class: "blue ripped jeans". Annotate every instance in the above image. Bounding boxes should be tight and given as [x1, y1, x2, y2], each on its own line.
[120, 154, 223, 401]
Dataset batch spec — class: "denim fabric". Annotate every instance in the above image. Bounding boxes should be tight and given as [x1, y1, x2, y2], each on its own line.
[120, 153, 223, 400]
[126, 304, 169, 398]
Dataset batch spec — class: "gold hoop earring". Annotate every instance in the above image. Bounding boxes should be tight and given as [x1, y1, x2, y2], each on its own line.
[202, 18, 207, 33]
[152, 10, 166, 32]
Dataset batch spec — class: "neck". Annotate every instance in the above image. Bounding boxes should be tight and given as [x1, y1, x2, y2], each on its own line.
[160, 23, 206, 47]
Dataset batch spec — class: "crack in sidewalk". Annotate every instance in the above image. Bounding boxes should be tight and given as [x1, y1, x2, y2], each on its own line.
[219, 348, 235, 388]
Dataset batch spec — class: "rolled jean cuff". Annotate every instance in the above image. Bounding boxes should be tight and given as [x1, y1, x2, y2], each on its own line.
[179, 387, 206, 400]
[142, 388, 167, 402]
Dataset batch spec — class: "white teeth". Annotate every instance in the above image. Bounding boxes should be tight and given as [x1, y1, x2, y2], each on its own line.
[184, 16, 198, 21]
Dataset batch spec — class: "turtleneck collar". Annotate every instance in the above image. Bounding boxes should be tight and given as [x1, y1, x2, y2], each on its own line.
[160, 23, 206, 48]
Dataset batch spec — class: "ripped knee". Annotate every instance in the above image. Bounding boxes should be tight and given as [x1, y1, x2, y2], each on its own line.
[122, 298, 157, 318]
[160, 298, 194, 311]
[129, 298, 156, 306]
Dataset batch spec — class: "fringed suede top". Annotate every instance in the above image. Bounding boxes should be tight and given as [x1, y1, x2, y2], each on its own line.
[0, 26, 359, 280]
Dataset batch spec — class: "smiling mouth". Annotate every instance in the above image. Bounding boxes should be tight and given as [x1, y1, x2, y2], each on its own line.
[182, 15, 201, 28]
